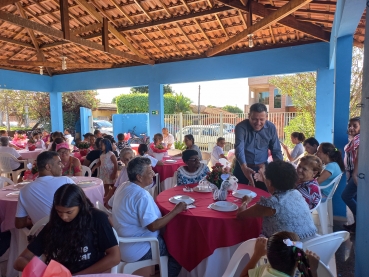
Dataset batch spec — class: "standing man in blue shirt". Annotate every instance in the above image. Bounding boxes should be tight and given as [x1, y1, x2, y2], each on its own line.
[234, 103, 283, 191]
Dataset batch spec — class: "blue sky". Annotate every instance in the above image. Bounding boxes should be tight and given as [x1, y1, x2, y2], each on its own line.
[97, 78, 249, 108]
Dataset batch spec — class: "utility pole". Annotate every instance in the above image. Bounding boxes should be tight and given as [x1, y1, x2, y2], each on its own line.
[198, 85, 201, 124]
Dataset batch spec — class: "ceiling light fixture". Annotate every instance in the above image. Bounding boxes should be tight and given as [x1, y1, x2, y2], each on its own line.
[61, 56, 67, 70]
[248, 34, 254, 48]
[39, 66, 43, 75]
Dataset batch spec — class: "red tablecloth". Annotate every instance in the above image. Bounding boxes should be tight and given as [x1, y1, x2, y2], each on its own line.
[130, 144, 139, 155]
[156, 184, 270, 272]
[153, 158, 185, 181]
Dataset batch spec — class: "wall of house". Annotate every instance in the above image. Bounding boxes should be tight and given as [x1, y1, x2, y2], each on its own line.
[92, 109, 116, 120]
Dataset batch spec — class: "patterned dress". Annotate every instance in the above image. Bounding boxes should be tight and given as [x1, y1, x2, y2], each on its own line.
[99, 151, 116, 184]
[296, 179, 321, 209]
[177, 163, 210, 186]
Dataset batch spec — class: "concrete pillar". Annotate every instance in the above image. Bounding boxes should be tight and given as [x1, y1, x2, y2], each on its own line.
[315, 68, 335, 143]
[355, 6, 369, 275]
[49, 92, 64, 132]
[148, 83, 164, 137]
[332, 35, 353, 217]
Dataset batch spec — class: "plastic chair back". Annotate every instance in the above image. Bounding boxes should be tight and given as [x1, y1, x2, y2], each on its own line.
[146, 173, 159, 198]
[317, 173, 343, 234]
[81, 165, 92, 177]
[173, 170, 178, 187]
[89, 158, 100, 175]
[201, 152, 211, 164]
[0, 176, 15, 188]
[303, 231, 349, 265]
[29, 216, 50, 237]
[316, 260, 335, 277]
[95, 200, 112, 216]
[221, 239, 257, 277]
[0, 152, 26, 182]
[167, 149, 182, 156]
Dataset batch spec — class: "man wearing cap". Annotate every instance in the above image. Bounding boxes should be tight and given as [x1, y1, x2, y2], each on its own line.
[15, 151, 75, 229]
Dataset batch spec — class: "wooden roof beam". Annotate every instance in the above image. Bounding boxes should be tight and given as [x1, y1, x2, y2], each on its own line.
[0, 10, 154, 65]
[60, 0, 70, 40]
[71, 22, 103, 35]
[0, 36, 34, 49]
[15, 2, 53, 76]
[217, 0, 330, 42]
[0, 0, 21, 8]
[75, 0, 149, 61]
[4, 60, 115, 69]
[207, 0, 313, 56]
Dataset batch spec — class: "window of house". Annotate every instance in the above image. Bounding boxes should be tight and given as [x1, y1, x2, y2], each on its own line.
[258, 92, 269, 105]
[274, 89, 281, 108]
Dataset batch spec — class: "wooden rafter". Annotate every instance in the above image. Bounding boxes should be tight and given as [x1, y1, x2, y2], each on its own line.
[3, 60, 114, 69]
[71, 22, 103, 35]
[0, 0, 20, 8]
[0, 10, 154, 65]
[107, 0, 134, 24]
[175, 22, 201, 55]
[269, 25, 276, 43]
[207, 0, 313, 56]
[15, 3, 53, 76]
[217, 0, 330, 42]
[157, 0, 172, 17]
[180, 0, 191, 13]
[74, 0, 149, 61]
[0, 36, 34, 49]
[133, 0, 153, 20]
[157, 26, 185, 56]
[89, 0, 119, 28]
[60, 0, 70, 40]
[102, 18, 109, 52]
[139, 30, 169, 58]
[194, 19, 213, 47]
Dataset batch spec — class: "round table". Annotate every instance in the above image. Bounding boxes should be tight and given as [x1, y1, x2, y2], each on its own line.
[17, 148, 44, 161]
[0, 176, 104, 277]
[153, 157, 185, 192]
[156, 184, 270, 275]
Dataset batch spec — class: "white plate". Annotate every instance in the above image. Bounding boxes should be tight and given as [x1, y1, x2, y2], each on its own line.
[210, 201, 238, 212]
[15, 182, 30, 188]
[6, 191, 20, 198]
[232, 189, 257, 199]
[165, 160, 177, 163]
[193, 186, 212, 193]
[77, 181, 96, 187]
[169, 195, 195, 204]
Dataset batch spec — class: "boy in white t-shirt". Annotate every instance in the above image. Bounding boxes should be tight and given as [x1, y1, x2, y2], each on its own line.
[210, 137, 228, 166]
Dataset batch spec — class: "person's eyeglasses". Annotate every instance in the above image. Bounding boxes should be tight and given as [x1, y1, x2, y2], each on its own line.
[187, 158, 199, 162]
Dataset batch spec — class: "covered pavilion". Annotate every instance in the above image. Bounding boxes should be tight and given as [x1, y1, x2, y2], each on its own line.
[0, 0, 367, 275]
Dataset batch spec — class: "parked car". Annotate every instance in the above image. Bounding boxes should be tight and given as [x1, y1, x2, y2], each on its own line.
[93, 120, 113, 136]
[175, 125, 235, 149]
[209, 123, 236, 133]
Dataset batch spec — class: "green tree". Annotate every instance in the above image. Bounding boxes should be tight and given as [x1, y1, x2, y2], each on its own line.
[174, 93, 192, 113]
[130, 84, 175, 94]
[222, 105, 243, 113]
[111, 96, 117, 104]
[350, 47, 363, 117]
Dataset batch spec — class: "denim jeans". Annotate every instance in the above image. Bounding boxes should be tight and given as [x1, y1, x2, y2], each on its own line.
[139, 235, 181, 277]
[341, 177, 357, 220]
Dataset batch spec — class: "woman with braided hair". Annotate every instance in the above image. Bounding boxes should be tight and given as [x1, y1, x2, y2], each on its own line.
[241, 231, 320, 277]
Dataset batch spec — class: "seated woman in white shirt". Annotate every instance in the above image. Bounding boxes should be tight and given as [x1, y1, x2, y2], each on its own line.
[14, 184, 120, 275]
[104, 148, 135, 206]
[210, 137, 227, 166]
[111, 157, 186, 277]
[281, 132, 306, 162]
[138, 144, 163, 167]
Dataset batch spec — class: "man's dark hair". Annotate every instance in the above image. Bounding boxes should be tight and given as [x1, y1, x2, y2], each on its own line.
[94, 129, 101, 136]
[303, 137, 319, 147]
[217, 137, 225, 143]
[127, 156, 152, 182]
[117, 133, 124, 141]
[95, 137, 103, 149]
[37, 151, 59, 171]
[83, 132, 93, 138]
[249, 103, 268, 113]
[0, 137, 9, 146]
[0, 130, 7, 135]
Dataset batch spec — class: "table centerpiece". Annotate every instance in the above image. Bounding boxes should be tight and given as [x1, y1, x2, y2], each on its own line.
[77, 141, 90, 156]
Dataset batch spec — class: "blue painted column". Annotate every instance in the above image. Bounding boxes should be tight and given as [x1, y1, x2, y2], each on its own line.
[332, 35, 353, 217]
[148, 83, 164, 137]
[315, 68, 334, 143]
[49, 92, 64, 132]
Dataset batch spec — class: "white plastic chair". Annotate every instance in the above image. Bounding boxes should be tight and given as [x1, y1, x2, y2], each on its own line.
[317, 173, 343, 234]
[172, 170, 178, 187]
[316, 260, 335, 277]
[303, 231, 349, 266]
[146, 173, 159, 198]
[95, 200, 112, 216]
[0, 152, 27, 182]
[0, 176, 15, 188]
[81, 165, 92, 177]
[167, 149, 182, 156]
[89, 158, 100, 176]
[310, 193, 322, 213]
[201, 151, 211, 165]
[111, 228, 168, 277]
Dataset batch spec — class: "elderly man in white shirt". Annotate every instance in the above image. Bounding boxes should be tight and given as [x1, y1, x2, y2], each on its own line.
[112, 156, 186, 277]
[0, 137, 25, 181]
[15, 151, 75, 229]
[162, 128, 175, 149]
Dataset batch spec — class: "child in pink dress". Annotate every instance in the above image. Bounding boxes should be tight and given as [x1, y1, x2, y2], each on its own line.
[94, 138, 118, 196]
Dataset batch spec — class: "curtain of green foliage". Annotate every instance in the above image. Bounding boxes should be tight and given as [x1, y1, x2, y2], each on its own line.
[222, 105, 243, 113]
